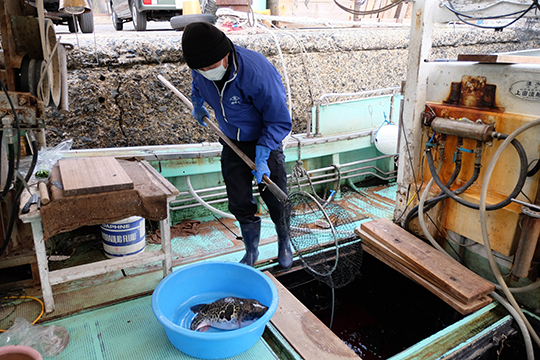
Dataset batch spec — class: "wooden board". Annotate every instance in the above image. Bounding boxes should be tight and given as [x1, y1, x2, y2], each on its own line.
[457, 54, 540, 65]
[356, 229, 492, 315]
[58, 157, 134, 197]
[265, 271, 359, 360]
[359, 218, 494, 304]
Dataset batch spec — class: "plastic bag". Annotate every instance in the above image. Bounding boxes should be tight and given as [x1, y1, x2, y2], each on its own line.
[31, 139, 73, 182]
[0, 317, 69, 357]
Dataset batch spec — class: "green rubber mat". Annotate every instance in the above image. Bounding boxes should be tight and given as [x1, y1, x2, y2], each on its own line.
[43, 295, 279, 360]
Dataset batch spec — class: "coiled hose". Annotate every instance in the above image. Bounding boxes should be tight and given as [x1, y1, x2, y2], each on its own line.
[426, 136, 528, 211]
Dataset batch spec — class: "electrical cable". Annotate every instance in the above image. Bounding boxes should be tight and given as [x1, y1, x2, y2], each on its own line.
[443, 0, 535, 30]
[425, 137, 528, 211]
[333, 0, 407, 16]
[0, 296, 45, 332]
[479, 118, 540, 352]
[443, 0, 530, 20]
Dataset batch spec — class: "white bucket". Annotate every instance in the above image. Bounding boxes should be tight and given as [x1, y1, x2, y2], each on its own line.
[101, 216, 145, 258]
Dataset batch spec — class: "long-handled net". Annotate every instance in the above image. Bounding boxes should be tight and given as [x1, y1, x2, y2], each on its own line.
[158, 74, 363, 292]
[284, 191, 363, 289]
[283, 161, 364, 329]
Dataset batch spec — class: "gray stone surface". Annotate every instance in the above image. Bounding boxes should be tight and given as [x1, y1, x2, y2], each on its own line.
[45, 26, 540, 149]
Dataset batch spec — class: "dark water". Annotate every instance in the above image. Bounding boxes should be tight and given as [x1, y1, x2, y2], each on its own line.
[279, 253, 464, 359]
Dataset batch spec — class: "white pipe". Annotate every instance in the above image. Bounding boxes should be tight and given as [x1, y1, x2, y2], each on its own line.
[490, 291, 534, 360]
[417, 141, 539, 360]
[479, 118, 540, 350]
[186, 175, 274, 225]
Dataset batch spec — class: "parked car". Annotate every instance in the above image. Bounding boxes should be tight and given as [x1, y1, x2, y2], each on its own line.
[44, 0, 95, 33]
[110, 0, 181, 31]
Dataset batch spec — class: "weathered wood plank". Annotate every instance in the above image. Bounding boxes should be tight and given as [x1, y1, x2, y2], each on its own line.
[357, 229, 492, 315]
[360, 218, 494, 304]
[58, 157, 134, 196]
[49, 250, 165, 285]
[265, 271, 360, 360]
[457, 54, 540, 65]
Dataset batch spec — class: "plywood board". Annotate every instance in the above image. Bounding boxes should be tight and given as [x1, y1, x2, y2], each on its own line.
[265, 272, 359, 360]
[360, 218, 494, 304]
[356, 228, 492, 315]
[58, 157, 133, 197]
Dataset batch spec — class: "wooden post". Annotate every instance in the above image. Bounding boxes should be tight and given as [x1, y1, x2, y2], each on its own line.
[394, 0, 436, 222]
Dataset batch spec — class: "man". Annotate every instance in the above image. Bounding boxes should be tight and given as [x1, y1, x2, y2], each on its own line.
[181, 22, 293, 269]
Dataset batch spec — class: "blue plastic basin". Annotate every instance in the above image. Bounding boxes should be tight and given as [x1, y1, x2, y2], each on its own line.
[151, 261, 278, 359]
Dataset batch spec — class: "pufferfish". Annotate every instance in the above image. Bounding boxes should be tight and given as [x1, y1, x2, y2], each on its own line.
[190, 297, 268, 332]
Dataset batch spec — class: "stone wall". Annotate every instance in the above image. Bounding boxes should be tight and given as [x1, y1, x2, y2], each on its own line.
[45, 26, 540, 149]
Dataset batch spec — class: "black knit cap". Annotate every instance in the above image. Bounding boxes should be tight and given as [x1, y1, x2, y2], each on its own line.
[182, 22, 232, 69]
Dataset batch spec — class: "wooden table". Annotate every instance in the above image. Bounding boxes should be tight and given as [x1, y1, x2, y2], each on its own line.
[19, 159, 179, 313]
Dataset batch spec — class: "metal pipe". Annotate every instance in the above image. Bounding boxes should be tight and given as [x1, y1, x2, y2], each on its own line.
[512, 216, 540, 279]
[58, 44, 69, 114]
[512, 180, 540, 279]
[172, 168, 397, 209]
[430, 117, 494, 142]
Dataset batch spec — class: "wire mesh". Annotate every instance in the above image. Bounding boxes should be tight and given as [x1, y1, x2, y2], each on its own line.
[284, 191, 363, 289]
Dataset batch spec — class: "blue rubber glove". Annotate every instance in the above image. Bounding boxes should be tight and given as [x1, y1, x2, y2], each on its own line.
[252, 145, 271, 184]
[190, 95, 209, 127]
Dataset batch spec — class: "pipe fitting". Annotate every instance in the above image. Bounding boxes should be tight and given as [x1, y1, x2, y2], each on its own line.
[430, 117, 495, 142]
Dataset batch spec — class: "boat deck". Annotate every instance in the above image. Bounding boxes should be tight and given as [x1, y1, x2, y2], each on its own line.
[1, 183, 396, 359]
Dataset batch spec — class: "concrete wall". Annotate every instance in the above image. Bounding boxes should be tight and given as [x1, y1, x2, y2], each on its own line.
[45, 26, 540, 149]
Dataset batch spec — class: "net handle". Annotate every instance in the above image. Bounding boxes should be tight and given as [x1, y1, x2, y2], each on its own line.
[158, 75, 288, 203]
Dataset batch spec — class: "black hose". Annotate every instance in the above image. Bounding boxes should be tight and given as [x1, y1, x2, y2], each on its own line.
[0, 143, 15, 202]
[527, 159, 540, 177]
[404, 154, 485, 230]
[404, 139, 463, 230]
[0, 180, 24, 257]
[25, 138, 39, 183]
[0, 138, 39, 257]
[0, 79, 20, 172]
[426, 137, 528, 210]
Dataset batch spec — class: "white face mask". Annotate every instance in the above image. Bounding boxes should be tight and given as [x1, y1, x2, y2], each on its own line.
[197, 60, 227, 81]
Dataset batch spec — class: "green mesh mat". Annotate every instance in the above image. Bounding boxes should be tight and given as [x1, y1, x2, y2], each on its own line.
[43, 295, 279, 360]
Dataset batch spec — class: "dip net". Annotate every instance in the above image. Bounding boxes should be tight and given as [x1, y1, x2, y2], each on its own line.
[283, 161, 363, 290]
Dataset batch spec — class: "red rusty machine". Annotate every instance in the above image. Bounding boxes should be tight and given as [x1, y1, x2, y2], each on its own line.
[397, 49, 540, 308]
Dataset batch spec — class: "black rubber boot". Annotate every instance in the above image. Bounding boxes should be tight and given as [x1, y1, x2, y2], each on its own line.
[239, 219, 261, 267]
[275, 224, 293, 269]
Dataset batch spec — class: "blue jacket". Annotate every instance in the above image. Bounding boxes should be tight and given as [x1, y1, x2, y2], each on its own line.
[190, 45, 292, 151]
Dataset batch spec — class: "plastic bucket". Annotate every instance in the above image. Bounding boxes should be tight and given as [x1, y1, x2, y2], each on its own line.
[101, 216, 145, 258]
[0, 345, 43, 360]
[152, 261, 278, 359]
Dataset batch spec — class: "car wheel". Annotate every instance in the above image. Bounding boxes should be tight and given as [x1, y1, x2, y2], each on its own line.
[131, 1, 147, 31]
[67, 16, 78, 33]
[111, 8, 123, 30]
[78, 11, 94, 33]
[170, 14, 215, 30]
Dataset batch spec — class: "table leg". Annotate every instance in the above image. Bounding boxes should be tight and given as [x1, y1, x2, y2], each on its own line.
[31, 220, 54, 313]
[160, 200, 172, 277]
